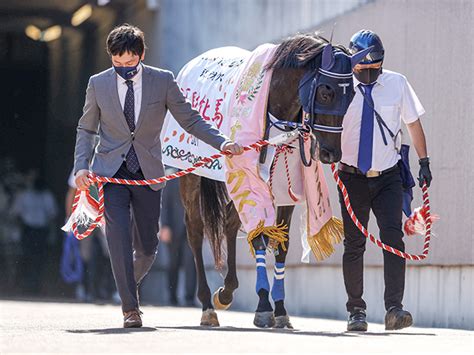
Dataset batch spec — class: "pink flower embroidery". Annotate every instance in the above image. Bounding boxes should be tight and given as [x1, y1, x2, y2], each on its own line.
[238, 92, 248, 105]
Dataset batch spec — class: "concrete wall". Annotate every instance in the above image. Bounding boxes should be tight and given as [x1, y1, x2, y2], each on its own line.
[156, 0, 369, 72]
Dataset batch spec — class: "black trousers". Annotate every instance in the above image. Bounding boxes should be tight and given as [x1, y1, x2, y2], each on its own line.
[104, 163, 161, 312]
[338, 166, 405, 313]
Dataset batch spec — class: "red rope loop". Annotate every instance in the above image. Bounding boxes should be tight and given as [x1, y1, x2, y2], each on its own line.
[330, 163, 432, 261]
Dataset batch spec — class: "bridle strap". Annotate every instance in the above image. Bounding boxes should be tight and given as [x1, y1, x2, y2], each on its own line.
[310, 123, 343, 133]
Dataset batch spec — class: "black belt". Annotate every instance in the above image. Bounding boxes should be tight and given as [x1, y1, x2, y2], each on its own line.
[338, 162, 398, 178]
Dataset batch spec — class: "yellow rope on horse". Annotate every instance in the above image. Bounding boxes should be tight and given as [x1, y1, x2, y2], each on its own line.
[247, 220, 289, 257]
[307, 217, 344, 260]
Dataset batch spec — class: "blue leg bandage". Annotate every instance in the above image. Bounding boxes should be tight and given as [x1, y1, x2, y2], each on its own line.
[271, 262, 285, 302]
[255, 250, 270, 293]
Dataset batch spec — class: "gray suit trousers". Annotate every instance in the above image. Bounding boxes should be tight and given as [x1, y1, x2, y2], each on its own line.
[104, 163, 161, 312]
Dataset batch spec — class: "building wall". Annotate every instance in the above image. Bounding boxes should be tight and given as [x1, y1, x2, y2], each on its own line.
[157, 0, 369, 72]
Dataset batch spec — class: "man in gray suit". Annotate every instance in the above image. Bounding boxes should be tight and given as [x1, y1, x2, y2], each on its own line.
[74, 24, 243, 328]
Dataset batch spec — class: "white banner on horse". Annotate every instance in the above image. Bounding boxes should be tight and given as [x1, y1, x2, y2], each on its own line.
[161, 47, 251, 181]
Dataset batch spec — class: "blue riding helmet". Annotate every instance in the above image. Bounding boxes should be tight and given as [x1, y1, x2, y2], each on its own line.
[349, 30, 384, 64]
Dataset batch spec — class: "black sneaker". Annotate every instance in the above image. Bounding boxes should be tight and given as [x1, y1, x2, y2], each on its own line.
[347, 307, 368, 331]
[385, 307, 413, 330]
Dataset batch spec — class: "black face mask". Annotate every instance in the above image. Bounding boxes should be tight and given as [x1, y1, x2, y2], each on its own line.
[354, 67, 382, 85]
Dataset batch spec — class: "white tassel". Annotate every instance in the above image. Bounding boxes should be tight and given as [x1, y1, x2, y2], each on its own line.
[404, 205, 439, 237]
[62, 190, 102, 232]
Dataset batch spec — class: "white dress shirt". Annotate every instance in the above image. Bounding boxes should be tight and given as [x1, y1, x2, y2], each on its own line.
[341, 69, 425, 172]
[116, 64, 143, 124]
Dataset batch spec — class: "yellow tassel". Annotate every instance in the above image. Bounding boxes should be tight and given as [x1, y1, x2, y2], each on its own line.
[308, 217, 344, 261]
[247, 220, 289, 257]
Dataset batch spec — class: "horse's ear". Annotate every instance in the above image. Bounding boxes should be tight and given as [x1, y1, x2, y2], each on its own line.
[351, 46, 374, 68]
[321, 43, 335, 70]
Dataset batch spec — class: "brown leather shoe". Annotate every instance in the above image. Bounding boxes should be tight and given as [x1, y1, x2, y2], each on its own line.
[123, 309, 143, 328]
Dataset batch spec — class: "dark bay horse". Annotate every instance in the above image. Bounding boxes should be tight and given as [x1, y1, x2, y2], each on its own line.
[179, 34, 371, 328]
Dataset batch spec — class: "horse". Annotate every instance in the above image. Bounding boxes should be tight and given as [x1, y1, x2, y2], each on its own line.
[177, 33, 371, 328]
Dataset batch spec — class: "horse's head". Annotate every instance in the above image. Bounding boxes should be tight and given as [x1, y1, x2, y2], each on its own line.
[298, 43, 373, 163]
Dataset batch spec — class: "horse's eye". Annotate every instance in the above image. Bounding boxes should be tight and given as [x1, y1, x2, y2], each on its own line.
[315, 85, 335, 106]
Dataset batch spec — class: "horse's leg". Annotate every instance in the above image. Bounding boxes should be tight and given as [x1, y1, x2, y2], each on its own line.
[272, 205, 295, 329]
[180, 174, 219, 326]
[251, 233, 275, 328]
[213, 202, 240, 309]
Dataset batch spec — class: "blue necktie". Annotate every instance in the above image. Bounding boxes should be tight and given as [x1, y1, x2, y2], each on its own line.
[357, 84, 375, 174]
[124, 80, 140, 173]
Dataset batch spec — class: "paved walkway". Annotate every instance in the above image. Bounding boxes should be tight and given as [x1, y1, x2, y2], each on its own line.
[0, 300, 472, 354]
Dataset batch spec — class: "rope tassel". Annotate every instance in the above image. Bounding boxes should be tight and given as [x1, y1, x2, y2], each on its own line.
[307, 217, 344, 261]
[247, 220, 289, 257]
[404, 205, 439, 237]
[62, 189, 103, 235]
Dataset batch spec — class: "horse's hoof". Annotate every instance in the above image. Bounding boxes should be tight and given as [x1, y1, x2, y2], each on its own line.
[253, 311, 275, 328]
[274, 315, 294, 329]
[213, 287, 232, 310]
[200, 309, 220, 327]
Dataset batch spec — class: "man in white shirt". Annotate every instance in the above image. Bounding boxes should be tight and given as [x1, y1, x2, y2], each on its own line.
[338, 30, 432, 331]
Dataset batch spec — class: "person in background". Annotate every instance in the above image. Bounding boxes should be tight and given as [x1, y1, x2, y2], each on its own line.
[0, 158, 23, 293]
[12, 175, 58, 294]
[160, 167, 197, 307]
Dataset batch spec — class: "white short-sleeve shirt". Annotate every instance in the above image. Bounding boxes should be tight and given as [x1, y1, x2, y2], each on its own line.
[341, 69, 425, 171]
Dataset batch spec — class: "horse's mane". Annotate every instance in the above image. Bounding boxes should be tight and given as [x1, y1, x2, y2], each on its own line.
[266, 32, 349, 70]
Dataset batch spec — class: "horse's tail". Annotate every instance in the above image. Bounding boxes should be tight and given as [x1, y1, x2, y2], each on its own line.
[200, 176, 228, 268]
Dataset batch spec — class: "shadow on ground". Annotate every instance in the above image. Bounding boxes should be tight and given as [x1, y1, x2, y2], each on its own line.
[154, 325, 436, 337]
[66, 327, 157, 335]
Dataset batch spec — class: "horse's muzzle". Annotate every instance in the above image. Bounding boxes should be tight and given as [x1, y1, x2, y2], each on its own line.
[319, 147, 341, 164]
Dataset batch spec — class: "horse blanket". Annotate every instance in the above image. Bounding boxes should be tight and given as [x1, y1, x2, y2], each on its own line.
[161, 44, 342, 260]
[161, 46, 251, 181]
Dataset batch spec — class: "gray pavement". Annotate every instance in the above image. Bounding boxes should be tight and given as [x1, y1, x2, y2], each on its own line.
[0, 299, 472, 354]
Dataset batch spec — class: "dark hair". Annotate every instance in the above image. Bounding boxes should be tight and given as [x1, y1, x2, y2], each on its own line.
[106, 23, 146, 57]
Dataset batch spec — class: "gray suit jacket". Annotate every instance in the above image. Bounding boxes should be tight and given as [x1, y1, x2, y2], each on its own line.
[74, 65, 228, 190]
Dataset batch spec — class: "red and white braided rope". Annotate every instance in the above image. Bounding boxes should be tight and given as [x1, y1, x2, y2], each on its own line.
[71, 133, 432, 261]
[71, 139, 273, 240]
[269, 145, 299, 202]
[330, 163, 431, 261]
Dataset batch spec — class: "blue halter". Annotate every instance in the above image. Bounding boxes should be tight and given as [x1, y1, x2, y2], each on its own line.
[298, 47, 356, 134]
